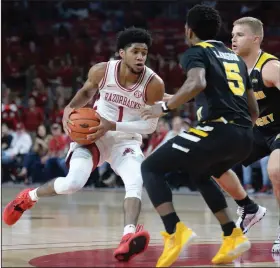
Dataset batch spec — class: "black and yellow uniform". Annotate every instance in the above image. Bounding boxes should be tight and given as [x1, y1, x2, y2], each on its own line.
[142, 41, 253, 179]
[242, 51, 280, 166]
[185, 41, 252, 128]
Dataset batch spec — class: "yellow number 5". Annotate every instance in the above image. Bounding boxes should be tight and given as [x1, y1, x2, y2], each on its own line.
[223, 62, 245, 96]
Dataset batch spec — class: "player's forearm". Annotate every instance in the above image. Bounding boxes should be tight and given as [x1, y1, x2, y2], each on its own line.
[167, 78, 204, 110]
[68, 88, 97, 109]
[114, 118, 158, 134]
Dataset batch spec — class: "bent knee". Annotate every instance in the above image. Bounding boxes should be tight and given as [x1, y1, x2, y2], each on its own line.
[67, 165, 91, 192]
[214, 169, 233, 180]
[268, 150, 280, 184]
[125, 186, 143, 200]
[54, 165, 92, 195]
[122, 172, 143, 200]
[65, 176, 87, 193]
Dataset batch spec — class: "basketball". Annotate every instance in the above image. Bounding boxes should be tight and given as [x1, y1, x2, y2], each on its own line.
[68, 108, 100, 145]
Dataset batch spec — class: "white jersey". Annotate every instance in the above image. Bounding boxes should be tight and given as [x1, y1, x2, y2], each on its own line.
[67, 60, 155, 168]
[93, 60, 155, 142]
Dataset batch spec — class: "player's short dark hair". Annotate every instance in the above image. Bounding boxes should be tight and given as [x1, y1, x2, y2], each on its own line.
[186, 4, 222, 40]
[116, 27, 152, 50]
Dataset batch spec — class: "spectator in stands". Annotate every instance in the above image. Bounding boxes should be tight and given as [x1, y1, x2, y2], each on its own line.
[22, 97, 44, 134]
[2, 54, 26, 90]
[2, 102, 21, 130]
[152, 116, 185, 151]
[49, 96, 64, 125]
[17, 124, 52, 183]
[2, 122, 32, 165]
[44, 123, 69, 179]
[2, 123, 13, 151]
[30, 78, 48, 108]
[166, 57, 185, 94]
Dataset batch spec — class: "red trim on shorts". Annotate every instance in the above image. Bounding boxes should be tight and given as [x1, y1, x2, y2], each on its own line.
[66, 143, 100, 171]
[65, 152, 73, 169]
[99, 62, 110, 90]
[89, 143, 100, 170]
[114, 60, 146, 92]
[142, 73, 156, 103]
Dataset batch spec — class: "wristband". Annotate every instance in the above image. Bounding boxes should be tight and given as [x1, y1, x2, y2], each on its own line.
[161, 102, 171, 113]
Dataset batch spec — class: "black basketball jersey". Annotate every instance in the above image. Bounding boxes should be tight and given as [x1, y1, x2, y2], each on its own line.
[180, 40, 252, 127]
[250, 51, 280, 136]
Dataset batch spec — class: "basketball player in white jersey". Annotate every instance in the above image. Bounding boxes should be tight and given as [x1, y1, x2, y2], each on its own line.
[3, 27, 165, 262]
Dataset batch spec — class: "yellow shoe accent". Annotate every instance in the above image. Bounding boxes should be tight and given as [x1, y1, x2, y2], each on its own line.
[212, 228, 251, 264]
[156, 222, 196, 267]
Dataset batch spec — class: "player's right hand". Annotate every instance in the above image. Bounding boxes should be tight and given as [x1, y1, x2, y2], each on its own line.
[62, 106, 74, 135]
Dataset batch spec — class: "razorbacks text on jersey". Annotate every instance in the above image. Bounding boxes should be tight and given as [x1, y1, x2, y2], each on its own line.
[92, 60, 155, 142]
[250, 51, 280, 135]
[95, 60, 155, 122]
[180, 40, 252, 127]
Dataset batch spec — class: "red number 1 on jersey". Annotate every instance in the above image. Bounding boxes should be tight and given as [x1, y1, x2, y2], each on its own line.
[118, 106, 124, 122]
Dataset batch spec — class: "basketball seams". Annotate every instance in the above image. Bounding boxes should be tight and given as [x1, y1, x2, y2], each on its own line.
[68, 108, 100, 145]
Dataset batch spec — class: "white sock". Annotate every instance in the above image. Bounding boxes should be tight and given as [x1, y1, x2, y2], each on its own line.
[123, 224, 136, 236]
[29, 188, 39, 201]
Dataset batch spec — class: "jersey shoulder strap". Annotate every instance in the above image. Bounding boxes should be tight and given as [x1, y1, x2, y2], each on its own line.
[255, 52, 278, 71]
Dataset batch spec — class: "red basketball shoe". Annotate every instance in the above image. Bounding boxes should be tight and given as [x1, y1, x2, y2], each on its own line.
[3, 188, 36, 225]
[114, 224, 150, 262]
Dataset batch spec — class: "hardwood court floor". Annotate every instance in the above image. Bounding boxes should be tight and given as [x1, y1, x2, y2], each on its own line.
[2, 186, 280, 267]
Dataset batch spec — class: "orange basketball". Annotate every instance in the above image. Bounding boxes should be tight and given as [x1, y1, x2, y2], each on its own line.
[68, 108, 100, 145]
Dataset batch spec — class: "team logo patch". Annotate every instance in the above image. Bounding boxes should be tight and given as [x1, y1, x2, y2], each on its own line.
[134, 90, 142, 98]
[123, 148, 135, 156]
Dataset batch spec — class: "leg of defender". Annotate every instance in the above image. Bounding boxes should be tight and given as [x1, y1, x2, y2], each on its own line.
[141, 123, 253, 266]
[141, 139, 198, 267]
[268, 149, 280, 253]
[3, 147, 94, 226]
[215, 170, 267, 234]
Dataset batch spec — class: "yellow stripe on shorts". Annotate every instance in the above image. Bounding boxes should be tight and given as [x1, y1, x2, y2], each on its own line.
[188, 127, 208, 137]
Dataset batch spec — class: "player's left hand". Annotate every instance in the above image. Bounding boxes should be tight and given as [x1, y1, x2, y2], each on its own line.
[141, 103, 164, 120]
[87, 117, 115, 142]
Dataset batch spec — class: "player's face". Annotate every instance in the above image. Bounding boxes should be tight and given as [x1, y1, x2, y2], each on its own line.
[232, 24, 258, 56]
[120, 43, 148, 74]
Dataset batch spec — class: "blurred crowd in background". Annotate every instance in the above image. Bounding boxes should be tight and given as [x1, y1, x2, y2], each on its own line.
[2, 0, 279, 194]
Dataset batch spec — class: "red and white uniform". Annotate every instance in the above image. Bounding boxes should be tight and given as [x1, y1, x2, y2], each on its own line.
[66, 60, 157, 175]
